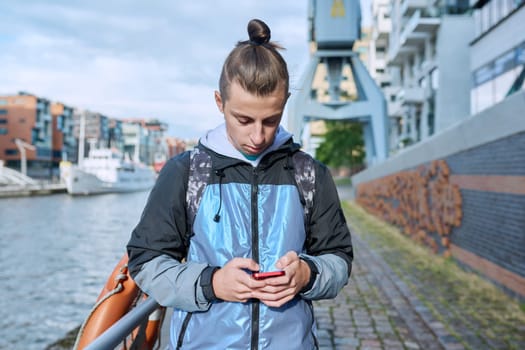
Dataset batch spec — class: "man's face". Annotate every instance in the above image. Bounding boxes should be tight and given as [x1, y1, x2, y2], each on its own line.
[215, 81, 288, 156]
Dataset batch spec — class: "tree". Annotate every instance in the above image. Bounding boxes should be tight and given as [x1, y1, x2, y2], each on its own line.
[315, 120, 365, 170]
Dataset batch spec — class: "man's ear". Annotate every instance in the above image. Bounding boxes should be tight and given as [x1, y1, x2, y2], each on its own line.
[214, 91, 224, 113]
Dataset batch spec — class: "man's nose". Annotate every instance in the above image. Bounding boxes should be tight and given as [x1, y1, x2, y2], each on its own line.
[250, 124, 265, 145]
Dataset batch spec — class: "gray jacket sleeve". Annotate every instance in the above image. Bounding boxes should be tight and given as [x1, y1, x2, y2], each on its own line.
[127, 152, 212, 310]
[132, 254, 211, 311]
[299, 253, 348, 300]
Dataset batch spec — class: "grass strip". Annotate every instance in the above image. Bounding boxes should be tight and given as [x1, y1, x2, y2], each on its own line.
[343, 201, 525, 349]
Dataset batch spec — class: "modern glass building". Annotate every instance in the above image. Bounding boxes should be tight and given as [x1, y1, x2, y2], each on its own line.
[470, 0, 525, 114]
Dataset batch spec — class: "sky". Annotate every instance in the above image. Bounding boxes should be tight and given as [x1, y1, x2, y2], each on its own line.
[1, 0, 371, 140]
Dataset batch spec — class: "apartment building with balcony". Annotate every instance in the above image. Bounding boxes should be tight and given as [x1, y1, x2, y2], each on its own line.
[51, 102, 76, 166]
[370, 0, 401, 151]
[370, 0, 393, 85]
[73, 109, 112, 159]
[0, 91, 165, 178]
[121, 118, 167, 165]
[384, 0, 471, 152]
[470, 0, 525, 115]
[108, 118, 125, 152]
[144, 119, 168, 165]
[359, 0, 525, 299]
[0, 92, 54, 178]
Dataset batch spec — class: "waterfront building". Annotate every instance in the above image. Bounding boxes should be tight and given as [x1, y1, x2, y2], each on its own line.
[144, 119, 168, 165]
[121, 118, 168, 165]
[51, 102, 76, 167]
[357, 0, 525, 299]
[369, 0, 524, 153]
[370, 0, 399, 152]
[382, 0, 471, 152]
[73, 109, 112, 158]
[0, 91, 171, 178]
[470, 0, 525, 114]
[108, 118, 125, 153]
[165, 137, 188, 158]
[0, 92, 54, 178]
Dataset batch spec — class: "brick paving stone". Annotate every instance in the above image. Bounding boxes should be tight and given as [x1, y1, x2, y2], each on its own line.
[313, 226, 446, 350]
[443, 343, 465, 350]
[312, 192, 525, 350]
[351, 209, 525, 350]
[404, 340, 421, 349]
[383, 338, 404, 347]
[361, 339, 381, 347]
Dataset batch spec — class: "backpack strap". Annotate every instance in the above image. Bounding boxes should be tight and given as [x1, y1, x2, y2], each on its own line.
[291, 152, 316, 222]
[185, 147, 316, 243]
[186, 147, 213, 233]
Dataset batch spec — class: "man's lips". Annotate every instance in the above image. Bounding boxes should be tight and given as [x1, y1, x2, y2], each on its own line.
[244, 145, 264, 154]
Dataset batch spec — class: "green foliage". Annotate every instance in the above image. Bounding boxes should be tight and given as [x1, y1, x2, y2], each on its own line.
[315, 121, 365, 168]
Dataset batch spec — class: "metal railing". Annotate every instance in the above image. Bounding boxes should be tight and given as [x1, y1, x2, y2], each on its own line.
[84, 298, 160, 350]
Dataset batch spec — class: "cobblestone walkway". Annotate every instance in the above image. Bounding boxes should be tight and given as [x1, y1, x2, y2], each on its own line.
[313, 224, 462, 350]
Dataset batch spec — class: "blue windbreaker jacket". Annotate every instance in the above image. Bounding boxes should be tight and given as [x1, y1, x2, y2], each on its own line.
[127, 125, 353, 349]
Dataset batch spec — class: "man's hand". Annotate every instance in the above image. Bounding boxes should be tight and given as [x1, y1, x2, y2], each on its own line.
[251, 251, 311, 308]
[212, 258, 266, 303]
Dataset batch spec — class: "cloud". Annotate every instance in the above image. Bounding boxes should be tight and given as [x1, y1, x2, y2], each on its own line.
[1, 1, 370, 140]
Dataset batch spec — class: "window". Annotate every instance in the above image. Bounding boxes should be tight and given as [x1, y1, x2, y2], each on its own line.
[0, 127, 7, 135]
[5, 149, 17, 156]
[506, 64, 525, 97]
[473, 63, 493, 87]
[494, 69, 518, 103]
[0, 119, 7, 124]
[471, 41, 525, 113]
[431, 68, 439, 90]
[0, 109, 7, 115]
[473, 81, 494, 114]
[494, 50, 516, 77]
[481, 5, 490, 32]
[419, 76, 428, 88]
[490, 0, 500, 26]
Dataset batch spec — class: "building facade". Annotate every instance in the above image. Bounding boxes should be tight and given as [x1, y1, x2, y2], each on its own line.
[0, 92, 54, 178]
[121, 118, 168, 165]
[385, 0, 471, 152]
[51, 102, 76, 165]
[470, 0, 525, 115]
[370, 0, 524, 152]
[356, 0, 525, 298]
[0, 92, 163, 179]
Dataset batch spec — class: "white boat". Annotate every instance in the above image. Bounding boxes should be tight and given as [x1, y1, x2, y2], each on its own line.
[60, 148, 156, 195]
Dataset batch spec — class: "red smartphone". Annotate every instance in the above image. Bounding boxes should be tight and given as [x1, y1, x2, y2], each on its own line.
[252, 271, 285, 280]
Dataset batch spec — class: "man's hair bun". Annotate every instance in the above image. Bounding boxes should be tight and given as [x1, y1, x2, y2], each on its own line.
[248, 19, 271, 45]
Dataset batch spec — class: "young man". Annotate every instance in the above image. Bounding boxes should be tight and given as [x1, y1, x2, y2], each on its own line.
[127, 19, 353, 349]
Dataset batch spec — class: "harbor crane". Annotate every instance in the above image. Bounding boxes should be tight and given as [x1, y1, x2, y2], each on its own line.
[288, 0, 389, 165]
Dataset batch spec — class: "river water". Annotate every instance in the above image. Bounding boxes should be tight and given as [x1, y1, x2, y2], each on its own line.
[0, 191, 151, 350]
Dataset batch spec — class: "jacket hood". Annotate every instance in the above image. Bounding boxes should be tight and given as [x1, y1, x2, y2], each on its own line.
[199, 123, 299, 168]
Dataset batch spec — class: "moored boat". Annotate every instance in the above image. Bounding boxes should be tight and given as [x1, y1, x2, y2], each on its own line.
[60, 148, 156, 195]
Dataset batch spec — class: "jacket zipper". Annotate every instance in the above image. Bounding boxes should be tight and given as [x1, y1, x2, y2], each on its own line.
[176, 312, 193, 349]
[251, 167, 259, 350]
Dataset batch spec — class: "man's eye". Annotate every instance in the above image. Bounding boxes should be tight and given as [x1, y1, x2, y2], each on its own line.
[264, 119, 279, 126]
[238, 118, 251, 125]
